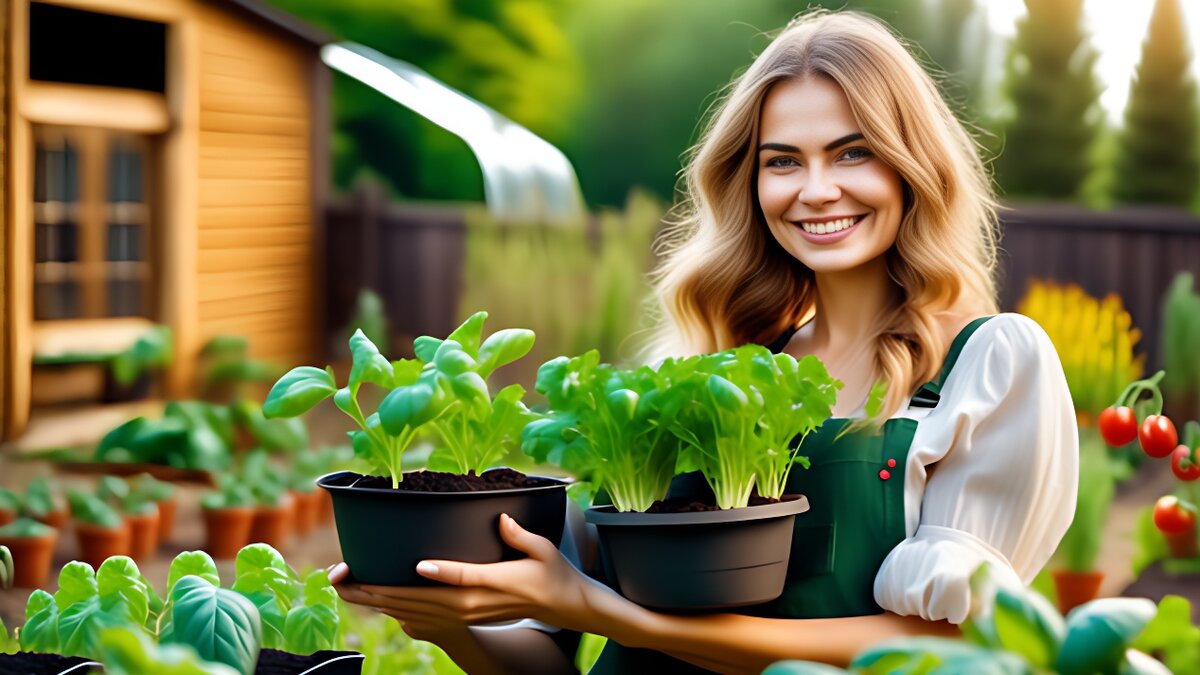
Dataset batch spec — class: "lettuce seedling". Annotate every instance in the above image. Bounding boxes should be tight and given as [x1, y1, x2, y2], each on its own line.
[523, 351, 691, 512]
[666, 346, 839, 509]
[403, 312, 537, 475]
[99, 626, 240, 675]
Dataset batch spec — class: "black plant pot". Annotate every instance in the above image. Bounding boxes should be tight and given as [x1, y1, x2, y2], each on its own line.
[585, 496, 810, 611]
[256, 649, 365, 674]
[319, 470, 568, 586]
[0, 653, 100, 674]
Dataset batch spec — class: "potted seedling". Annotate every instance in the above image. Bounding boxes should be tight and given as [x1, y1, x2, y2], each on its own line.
[20, 477, 68, 530]
[525, 345, 838, 610]
[0, 518, 57, 588]
[129, 473, 178, 543]
[241, 451, 295, 550]
[98, 476, 160, 562]
[105, 324, 172, 402]
[201, 475, 256, 559]
[67, 490, 130, 569]
[264, 311, 566, 586]
[0, 489, 19, 527]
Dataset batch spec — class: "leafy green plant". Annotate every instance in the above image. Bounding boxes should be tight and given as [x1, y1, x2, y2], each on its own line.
[99, 626, 240, 675]
[111, 325, 173, 388]
[0, 518, 56, 539]
[96, 401, 233, 472]
[412, 312, 537, 475]
[200, 474, 255, 511]
[522, 350, 688, 512]
[22, 477, 61, 520]
[67, 490, 124, 529]
[1162, 273, 1200, 422]
[199, 335, 281, 401]
[764, 564, 1166, 674]
[163, 575, 261, 675]
[264, 312, 538, 487]
[130, 473, 176, 504]
[1132, 595, 1200, 675]
[238, 451, 290, 508]
[343, 288, 390, 356]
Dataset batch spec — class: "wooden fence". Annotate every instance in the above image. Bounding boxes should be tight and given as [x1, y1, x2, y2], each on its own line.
[325, 185, 1200, 369]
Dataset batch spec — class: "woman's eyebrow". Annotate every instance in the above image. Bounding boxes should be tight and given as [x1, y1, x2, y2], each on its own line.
[757, 132, 865, 154]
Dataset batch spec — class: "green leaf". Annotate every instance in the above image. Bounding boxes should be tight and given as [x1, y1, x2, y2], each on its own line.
[20, 589, 59, 653]
[262, 366, 337, 419]
[166, 575, 262, 675]
[761, 661, 850, 675]
[378, 382, 439, 434]
[168, 551, 221, 597]
[283, 603, 338, 654]
[97, 556, 150, 627]
[433, 340, 476, 375]
[446, 311, 488, 357]
[0, 545, 11, 591]
[55, 560, 98, 610]
[993, 586, 1065, 668]
[1131, 595, 1200, 672]
[476, 328, 535, 377]
[24, 477, 57, 518]
[58, 595, 116, 658]
[68, 490, 124, 528]
[1056, 597, 1158, 675]
[853, 637, 1032, 675]
[0, 517, 54, 538]
[706, 374, 748, 411]
[448, 371, 491, 404]
[99, 626, 242, 675]
[413, 335, 443, 363]
[606, 389, 639, 424]
[241, 590, 285, 650]
[349, 329, 394, 390]
[232, 544, 297, 608]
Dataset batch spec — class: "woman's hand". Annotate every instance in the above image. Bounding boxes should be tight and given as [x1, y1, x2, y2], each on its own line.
[329, 513, 640, 639]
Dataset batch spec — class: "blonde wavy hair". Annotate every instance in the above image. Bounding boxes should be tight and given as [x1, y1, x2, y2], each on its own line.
[647, 10, 1000, 418]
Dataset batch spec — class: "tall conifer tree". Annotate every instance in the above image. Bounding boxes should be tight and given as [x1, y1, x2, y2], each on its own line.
[1112, 0, 1200, 207]
[996, 0, 1102, 199]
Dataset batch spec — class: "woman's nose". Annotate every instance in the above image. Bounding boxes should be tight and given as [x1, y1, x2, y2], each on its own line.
[798, 167, 841, 206]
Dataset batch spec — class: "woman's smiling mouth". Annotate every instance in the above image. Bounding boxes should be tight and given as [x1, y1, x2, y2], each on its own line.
[792, 214, 866, 243]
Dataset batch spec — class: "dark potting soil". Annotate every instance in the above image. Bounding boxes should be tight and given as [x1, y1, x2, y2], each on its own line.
[354, 467, 555, 492]
[0, 652, 94, 674]
[645, 495, 785, 513]
[255, 649, 361, 674]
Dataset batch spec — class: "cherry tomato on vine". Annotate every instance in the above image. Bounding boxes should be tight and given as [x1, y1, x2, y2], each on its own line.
[1098, 406, 1139, 447]
[1171, 446, 1200, 482]
[1140, 415, 1179, 459]
[1154, 495, 1197, 534]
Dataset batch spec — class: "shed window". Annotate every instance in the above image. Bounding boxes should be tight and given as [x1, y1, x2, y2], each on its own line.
[28, 2, 166, 93]
[34, 128, 154, 321]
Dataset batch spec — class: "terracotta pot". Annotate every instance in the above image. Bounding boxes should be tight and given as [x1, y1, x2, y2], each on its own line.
[155, 496, 178, 543]
[35, 508, 69, 531]
[317, 488, 335, 524]
[1053, 569, 1105, 615]
[76, 521, 131, 570]
[0, 531, 59, 588]
[0, 509, 16, 528]
[202, 506, 255, 559]
[291, 490, 320, 536]
[249, 496, 295, 550]
[125, 509, 160, 562]
[1165, 528, 1199, 559]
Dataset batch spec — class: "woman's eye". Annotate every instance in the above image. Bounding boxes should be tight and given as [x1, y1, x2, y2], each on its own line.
[840, 147, 872, 162]
[765, 156, 799, 168]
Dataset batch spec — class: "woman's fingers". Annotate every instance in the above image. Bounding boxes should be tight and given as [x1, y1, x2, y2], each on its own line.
[497, 513, 559, 561]
[326, 562, 350, 585]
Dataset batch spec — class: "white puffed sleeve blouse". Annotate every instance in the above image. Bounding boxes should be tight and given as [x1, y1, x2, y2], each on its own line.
[872, 312, 1079, 624]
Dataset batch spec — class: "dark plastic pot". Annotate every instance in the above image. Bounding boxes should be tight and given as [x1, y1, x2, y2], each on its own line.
[0, 653, 99, 674]
[585, 496, 810, 611]
[256, 649, 365, 674]
[319, 470, 567, 586]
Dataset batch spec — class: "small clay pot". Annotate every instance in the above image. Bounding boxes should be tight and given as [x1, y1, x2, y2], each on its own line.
[1052, 569, 1105, 615]
[202, 506, 255, 559]
[0, 530, 59, 588]
[34, 508, 69, 531]
[76, 521, 132, 570]
[125, 508, 161, 561]
[291, 489, 320, 536]
[249, 495, 295, 550]
[0, 509, 16, 528]
[155, 496, 178, 543]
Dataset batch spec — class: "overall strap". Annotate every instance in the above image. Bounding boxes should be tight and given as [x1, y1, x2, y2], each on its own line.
[909, 316, 995, 409]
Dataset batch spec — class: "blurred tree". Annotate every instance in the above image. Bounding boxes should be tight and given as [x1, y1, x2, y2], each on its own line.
[267, 0, 583, 201]
[995, 0, 1102, 200]
[1112, 0, 1200, 208]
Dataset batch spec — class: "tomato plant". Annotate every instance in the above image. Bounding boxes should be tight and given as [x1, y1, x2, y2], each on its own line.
[1153, 495, 1196, 534]
[1139, 415, 1178, 459]
[1172, 445, 1200, 482]
[1098, 406, 1138, 446]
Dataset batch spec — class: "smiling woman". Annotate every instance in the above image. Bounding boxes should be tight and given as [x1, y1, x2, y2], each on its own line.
[330, 10, 1078, 675]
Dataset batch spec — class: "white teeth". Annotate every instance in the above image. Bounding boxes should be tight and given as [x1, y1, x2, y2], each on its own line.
[799, 216, 858, 234]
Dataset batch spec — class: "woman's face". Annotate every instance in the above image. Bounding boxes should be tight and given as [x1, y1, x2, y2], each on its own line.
[756, 76, 904, 276]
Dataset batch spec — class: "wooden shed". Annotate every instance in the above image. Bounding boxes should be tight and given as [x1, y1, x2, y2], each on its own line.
[1, 0, 330, 441]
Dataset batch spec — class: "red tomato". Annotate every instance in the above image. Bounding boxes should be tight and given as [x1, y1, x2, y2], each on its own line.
[1140, 415, 1179, 458]
[1172, 446, 1200, 481]
[1154, 495, 1197, 534]
[1098, 406, 1139, 447]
